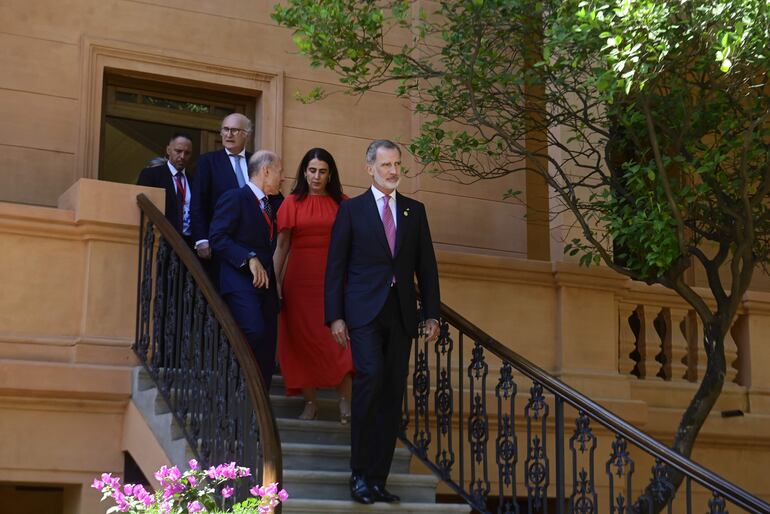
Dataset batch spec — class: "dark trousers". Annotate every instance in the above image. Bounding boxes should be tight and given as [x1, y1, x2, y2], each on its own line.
[224, 287, 278, 389]
[348, 287, 411, 486]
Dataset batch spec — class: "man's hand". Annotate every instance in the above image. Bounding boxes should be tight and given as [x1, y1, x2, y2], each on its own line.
[424, 319, 440, 342]
[330, 319, 350, 348]
[249, 257, 269, 288]
[196, 242, 212, 259]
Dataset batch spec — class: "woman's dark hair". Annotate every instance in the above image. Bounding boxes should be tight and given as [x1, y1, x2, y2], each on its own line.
[291, 147, 344, 203]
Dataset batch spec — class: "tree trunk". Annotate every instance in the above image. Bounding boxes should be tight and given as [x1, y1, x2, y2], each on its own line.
[634, 319, 727, 512]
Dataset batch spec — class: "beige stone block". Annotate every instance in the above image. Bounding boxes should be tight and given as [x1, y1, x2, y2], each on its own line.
[631, 380, 748, 413]
[0, 33, 79, 99]
[0, 361, 132, 399]
[414, 165, 527, 203]
[0, 400, 125, 472]
[743, 292, 770, 391]
[420, 190, 527, 255]
[281, 127, 370, 188]
[0, 145, 76, 206]
[80, 240, 139, 340]
[0, 471, 109, 514]
[0, 232, 84, 337]
[284, 78, 412, 143]
[136, 0, 277, 25]
[436, 253, 557, 367]
[73, 338, 136, 366]
[0, 0, 86, 44]
[749, 388, 770, 414]
[0, 90, 77, 154]
[0, 335, 74, 363]
[553, 263, 628, 374]
[58, 178, 164, 227]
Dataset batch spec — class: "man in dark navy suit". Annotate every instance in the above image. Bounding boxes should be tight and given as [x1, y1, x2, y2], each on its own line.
[191, 113, 253, 261]
[325, 139, 441, 505]
[136, 133, 194, 247]
[209, 150, 284, 388]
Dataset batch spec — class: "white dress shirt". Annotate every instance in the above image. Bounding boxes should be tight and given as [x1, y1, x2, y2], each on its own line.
[167, 161, 191, 236]
[370, 185, 397, 228]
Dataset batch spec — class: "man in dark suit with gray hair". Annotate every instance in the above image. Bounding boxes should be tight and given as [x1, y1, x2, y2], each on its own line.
[325, 139, 441, 504]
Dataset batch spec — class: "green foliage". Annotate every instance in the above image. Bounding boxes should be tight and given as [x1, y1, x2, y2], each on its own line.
[273, 0, 770, 290]
[274, 0, 770, 486]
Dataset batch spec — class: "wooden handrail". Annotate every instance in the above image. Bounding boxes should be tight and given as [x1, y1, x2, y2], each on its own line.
[136, 193, 282, 487]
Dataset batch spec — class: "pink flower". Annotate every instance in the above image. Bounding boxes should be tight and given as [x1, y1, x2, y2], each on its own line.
[258, 505, 271, 514]
[264, 482, 278, 495]
[221, 486, 234, 498]
[188, 500, 204, 513]
[101, 473, 121, 489]
[250, 485, 263, 497]
[188, 458, 199, 470]
[238, 467, 252, 477]
[188, 475, 198, 487]
[167, 466, 182, 482]
[219, 462, 238, 480]
[91, 478, 104, 490]
[123, 484, 135, 496]
[278, 489, 289, 502]
[154, 465, 170, 482]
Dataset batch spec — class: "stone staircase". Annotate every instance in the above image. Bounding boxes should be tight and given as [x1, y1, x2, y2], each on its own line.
[131, 367, 470, 513]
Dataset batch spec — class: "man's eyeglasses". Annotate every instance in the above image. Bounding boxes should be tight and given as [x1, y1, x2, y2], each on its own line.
[221, 127, 247, 136]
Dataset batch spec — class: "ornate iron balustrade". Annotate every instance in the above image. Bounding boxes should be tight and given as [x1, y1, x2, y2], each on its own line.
[401, 302, 769, 513]
[134, 193, 281, 492]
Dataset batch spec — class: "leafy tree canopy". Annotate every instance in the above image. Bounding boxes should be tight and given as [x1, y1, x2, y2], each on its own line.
[273, 1, 770, 500]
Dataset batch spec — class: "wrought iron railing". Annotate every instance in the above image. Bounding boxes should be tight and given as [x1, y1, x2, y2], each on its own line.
[401, 301, 769, 513]
[134, 193, 282, 492]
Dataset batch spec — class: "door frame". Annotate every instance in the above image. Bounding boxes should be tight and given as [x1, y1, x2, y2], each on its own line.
[78, 36, 283, 180]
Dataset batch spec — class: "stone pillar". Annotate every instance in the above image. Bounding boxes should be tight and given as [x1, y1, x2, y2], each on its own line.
[741, 292, 770, 413]
[58, 178, 165, 365]
[668, 307, 690, 381]
[552, 262, 633, 398]
[617, 302, 638, 376]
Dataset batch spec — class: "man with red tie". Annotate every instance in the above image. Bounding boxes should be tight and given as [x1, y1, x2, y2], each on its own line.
[137, 133, 194, 248]
[210, 150, 284, 388]
[325, 139, 441, 504]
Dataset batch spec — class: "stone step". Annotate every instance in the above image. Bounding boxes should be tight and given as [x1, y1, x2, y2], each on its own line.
[270, 375, 341, 401]
[282, 499, 471, 514]
[283, 470, 438, 504]
[282, 443, 411, 474]
[131, 367, 195, 468]
[271, 394, 348, 422]
[277, 418, 351, 445]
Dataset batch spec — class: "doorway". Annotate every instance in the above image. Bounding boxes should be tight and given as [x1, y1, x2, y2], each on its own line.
[99, 73, 258, 184]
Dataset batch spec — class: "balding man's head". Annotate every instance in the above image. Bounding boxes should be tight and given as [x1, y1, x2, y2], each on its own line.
[220, 113, 252, 154]
[248, 150, 284, 195]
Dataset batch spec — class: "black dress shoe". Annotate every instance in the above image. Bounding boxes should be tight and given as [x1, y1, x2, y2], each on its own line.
[350, 475, 374, 504]
[371, 484, 400, 503]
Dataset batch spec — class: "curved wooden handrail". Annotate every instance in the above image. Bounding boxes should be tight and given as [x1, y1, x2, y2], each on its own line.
[437, 300, 770, 513]
[136, 193, 282, 487]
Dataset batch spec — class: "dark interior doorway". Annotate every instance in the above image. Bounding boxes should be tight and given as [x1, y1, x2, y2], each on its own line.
[99, 72, 258, 184]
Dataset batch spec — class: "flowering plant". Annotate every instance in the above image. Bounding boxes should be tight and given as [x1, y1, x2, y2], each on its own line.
[92, 460, 288, 514]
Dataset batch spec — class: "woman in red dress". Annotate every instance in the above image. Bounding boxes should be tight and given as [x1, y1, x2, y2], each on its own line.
[273, 148, 353, 423]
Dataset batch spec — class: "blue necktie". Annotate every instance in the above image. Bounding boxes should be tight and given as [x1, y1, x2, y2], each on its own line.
[230, 154, 246, 187]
